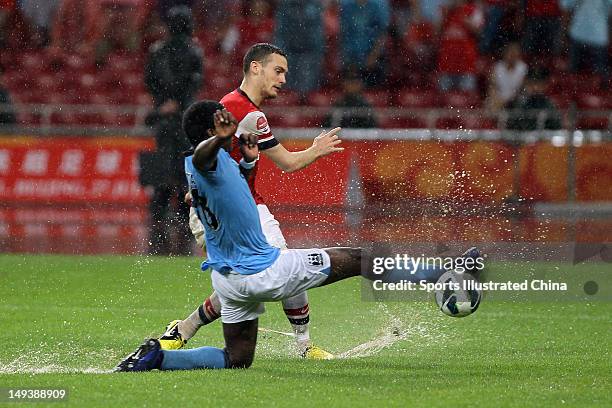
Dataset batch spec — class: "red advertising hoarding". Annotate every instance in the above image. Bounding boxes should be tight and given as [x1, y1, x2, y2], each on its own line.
[0, 136, 154, 204]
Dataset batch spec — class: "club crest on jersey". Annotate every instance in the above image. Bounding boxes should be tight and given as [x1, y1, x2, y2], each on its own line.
[256, 116, 269, 132]
[307, 253, 323, 266]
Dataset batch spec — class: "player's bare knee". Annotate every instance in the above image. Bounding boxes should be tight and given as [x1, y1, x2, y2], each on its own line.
[323, 247, 362, 283]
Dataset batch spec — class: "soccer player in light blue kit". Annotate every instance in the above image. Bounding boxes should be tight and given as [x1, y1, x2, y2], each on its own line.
[115, 101, 364, 371]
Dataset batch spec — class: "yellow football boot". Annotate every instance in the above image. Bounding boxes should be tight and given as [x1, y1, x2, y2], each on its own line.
[158, 320, 187, 350]
[302, 345, 334, 360]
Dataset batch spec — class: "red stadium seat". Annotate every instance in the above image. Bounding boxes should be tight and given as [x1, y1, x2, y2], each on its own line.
[21, 52, 49, 73]
[136, 92, 153, 106]
[363, 90, 392, 107]
[36, 74, 59, 92]
[378, 114, 428, 129]
[17, 111, 42, 125]
[435, 115, 467, 130]
[0, 50, 21, 71]
[4, 71, 30, 92]
[575, 92, 609, 129]
[307, 90, 339, 107]
[107, 53, 142, 74]
[463, 114, 498, 129]
[64, 53, 92, 72]
[50, 111, 80, 125]
[267, 112, 323, 128]
[115, 112, 137, 127]
[207, 73, 234, 95]
[441, 91, 481, 109]
[267, 90, 301, 106]
[396, 90, 439, 108]
[576, 93, 605, 110]
[549, 94, 572, 109]
[14, 90, 46, 104]
[576, 115, 609, 130]
[89, 92, 112, 105]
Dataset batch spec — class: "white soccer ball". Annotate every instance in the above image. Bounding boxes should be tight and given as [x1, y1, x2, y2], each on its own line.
[434, 271, 482, 318]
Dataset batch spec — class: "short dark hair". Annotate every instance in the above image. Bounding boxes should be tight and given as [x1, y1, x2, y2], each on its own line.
[242, 43, 286, 74]
[182, 100, 224, 147]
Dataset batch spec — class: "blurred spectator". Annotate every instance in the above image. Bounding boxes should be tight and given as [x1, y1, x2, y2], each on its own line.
[139, 6, 167, 52]
[192, 0, 241, 55]
[19, 0, 60, 47]
[143, 5, 202, 255]
[479, 0, 510, 55]
[156, 0, 193, 21]
[324, 67, 378, 128]
[402, 7, 436, 71]
[437, 0, 484, 92]
[50, 0, 143, 61]
[521, 0, 562, 59]
[507, 67, 561, 131]
[486, 42, 527, 112]
[274, 0, 324, 101]
[0, 0, 15, 48]
[390, 0, 418, 36]
[561, 0, 611, 83]
[94, 1, 141, 67]
[236, 0, 274, 58]
[339, 0, 390, 87]
[49, 0, 99, 55]
[0, 73, 16, 125]
[418, 0, 450, 29]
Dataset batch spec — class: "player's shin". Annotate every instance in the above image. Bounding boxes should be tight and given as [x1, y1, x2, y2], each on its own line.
[161, 347, 228, 370]
[178, 292, 221, 340]
[282, 293, 311, 352]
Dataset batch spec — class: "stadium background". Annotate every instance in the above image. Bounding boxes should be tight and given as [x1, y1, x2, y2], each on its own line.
[0, 0, 611, 254]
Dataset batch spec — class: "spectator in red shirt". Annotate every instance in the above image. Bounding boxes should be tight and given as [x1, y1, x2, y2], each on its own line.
[521, 0, 562, 58]
[437, 0, 484, 92]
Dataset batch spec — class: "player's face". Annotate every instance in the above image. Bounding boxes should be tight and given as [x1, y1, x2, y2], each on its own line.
[260, 53, 288, 99]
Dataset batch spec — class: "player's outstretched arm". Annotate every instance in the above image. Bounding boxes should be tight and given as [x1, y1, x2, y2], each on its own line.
[263, 127, 343, 173]
[237, 133, 259, 180]
[193, 109, 238, 173]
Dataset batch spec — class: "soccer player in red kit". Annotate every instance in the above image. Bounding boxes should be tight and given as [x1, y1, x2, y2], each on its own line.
[159, 43, 343, 359]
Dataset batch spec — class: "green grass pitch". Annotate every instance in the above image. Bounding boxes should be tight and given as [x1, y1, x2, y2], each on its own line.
[0, 254, 610, 407]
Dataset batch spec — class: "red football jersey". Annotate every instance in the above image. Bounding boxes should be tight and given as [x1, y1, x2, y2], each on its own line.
[220, 88, 279, 205]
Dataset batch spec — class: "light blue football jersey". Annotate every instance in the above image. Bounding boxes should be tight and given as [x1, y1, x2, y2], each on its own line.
[185, 149, 280, 275]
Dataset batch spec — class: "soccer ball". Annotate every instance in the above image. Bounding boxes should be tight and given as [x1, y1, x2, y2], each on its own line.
[434, 271, 482, 318]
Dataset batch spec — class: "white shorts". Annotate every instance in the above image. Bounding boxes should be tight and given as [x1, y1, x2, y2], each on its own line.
[256, 204, 287, 250]
[189, 204, 287, 250]
[211, 248, 331, 323]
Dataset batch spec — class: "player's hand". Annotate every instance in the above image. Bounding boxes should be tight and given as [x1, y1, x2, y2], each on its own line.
[213, 109, 238, 139]
[239, 133, 259, 162]
[312, 127, 343, 158]
[184, 191, 192, 206]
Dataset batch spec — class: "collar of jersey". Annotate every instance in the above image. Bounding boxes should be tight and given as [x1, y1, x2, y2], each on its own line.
[236, 87, 261, 110]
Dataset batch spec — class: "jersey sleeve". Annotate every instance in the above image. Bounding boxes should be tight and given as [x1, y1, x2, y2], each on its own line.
[236, 111, 279, 151]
